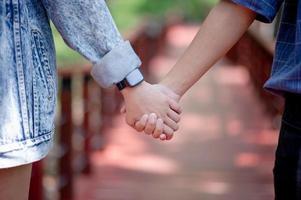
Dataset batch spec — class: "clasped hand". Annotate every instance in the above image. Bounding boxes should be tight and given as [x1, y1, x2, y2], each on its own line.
[121, 81, 182, 140]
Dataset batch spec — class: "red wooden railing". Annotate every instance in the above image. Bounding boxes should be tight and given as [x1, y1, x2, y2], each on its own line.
[226, 30, 284, 117]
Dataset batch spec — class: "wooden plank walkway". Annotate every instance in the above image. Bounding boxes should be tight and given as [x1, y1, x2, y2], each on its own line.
[75, 25, 279, 200]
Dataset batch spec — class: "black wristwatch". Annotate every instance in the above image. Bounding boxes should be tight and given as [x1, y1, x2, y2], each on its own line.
[116, 69, 144, 91]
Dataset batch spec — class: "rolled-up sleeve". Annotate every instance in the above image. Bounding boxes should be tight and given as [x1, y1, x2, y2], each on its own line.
[231, 0, 284, 23]
[41, 0, 141, 88]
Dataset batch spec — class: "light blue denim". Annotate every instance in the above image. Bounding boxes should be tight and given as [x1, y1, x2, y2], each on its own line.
[0, 0, 141, 168]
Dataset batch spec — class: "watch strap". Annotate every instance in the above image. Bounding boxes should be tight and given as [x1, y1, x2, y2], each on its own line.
[116, 69, 144, 91]
[116, 79, 127, 90]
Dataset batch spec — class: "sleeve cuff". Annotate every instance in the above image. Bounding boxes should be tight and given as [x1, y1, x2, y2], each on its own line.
[90, 41, 142, 88]
[231, 0, 279, 23]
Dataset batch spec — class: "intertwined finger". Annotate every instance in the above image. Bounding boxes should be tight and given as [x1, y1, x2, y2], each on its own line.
[167, 109, 181, 123]
[164, 116, 179, 132]
[152, 118, 163, 139]
[168, 99, 182, 114]
[144, 113, 157, 135]
[126, 117, 136, 127]
[134, 114, 148, 132]
[163, 125, 174, 140]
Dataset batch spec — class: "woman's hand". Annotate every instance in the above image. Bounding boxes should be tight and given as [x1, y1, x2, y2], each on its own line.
[121, 81, 182, 139]
[129, 83, 182, 141]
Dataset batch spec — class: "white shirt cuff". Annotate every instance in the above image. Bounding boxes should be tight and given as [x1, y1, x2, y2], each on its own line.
[91, 41, 142, 88]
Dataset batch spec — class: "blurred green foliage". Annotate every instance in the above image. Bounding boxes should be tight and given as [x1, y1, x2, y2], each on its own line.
[52, 25, 87, 67]
[109, 0, 218, 29]
[54, 0, 218, 67]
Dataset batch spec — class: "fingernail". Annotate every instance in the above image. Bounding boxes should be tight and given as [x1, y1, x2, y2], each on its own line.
[142, 114, 148, 119]
[150, 113, 157, 118]
[149, 114, 156, 123]
[160, 134, 166, 140]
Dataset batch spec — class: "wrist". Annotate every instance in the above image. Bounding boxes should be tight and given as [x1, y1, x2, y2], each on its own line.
[160, 77, 183, 98]
[120, 80, 146, 97]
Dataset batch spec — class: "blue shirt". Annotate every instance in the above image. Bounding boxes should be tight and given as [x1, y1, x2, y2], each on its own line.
[231, 0, 301, 95]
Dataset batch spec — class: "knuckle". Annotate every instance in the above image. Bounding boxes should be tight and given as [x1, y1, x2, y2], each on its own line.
[173, 116, 180, 123]
[155, 127, 162, 135]
[153, 133, 160, 138]
[150, 113, 157, 118]
[165, 130, 173, 136]
[157, 114, 163, 120]
[163, 115, 168, 123]
[149, 121, 156, 126]
[136, 126, 143, 132]
[167, 130, 174, 136]
[145, 128, 152, 135]
[126, 118, 133, 126]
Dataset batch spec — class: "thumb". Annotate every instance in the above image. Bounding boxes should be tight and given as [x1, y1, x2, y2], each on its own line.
[120, 105, 126, 114]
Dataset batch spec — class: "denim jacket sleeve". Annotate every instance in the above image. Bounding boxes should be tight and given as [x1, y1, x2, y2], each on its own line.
[41, 0, 142, 88]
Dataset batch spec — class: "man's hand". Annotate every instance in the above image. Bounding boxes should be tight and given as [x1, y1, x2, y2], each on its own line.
[121, 81, 182, 139]
[130, 83, 182, 141]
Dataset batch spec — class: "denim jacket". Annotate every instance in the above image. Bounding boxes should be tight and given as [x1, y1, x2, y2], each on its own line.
[0, 0, 141, 157]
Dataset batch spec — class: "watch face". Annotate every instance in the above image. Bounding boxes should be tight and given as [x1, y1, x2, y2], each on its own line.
[126, 69, 144, 86]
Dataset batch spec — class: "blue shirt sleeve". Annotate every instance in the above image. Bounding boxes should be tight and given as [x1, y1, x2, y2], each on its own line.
[231, 0, 284, 23]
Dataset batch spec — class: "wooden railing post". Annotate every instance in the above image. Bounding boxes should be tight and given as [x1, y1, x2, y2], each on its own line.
[100, 88, 117, 131]
[29, 161, 43, 200]
[82, 74, 92, 174]
[59, 75, 73, 200]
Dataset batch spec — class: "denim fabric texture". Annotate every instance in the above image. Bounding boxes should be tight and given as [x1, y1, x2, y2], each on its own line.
[232, 0, 301, 95]
[0, 0, 141, 168]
